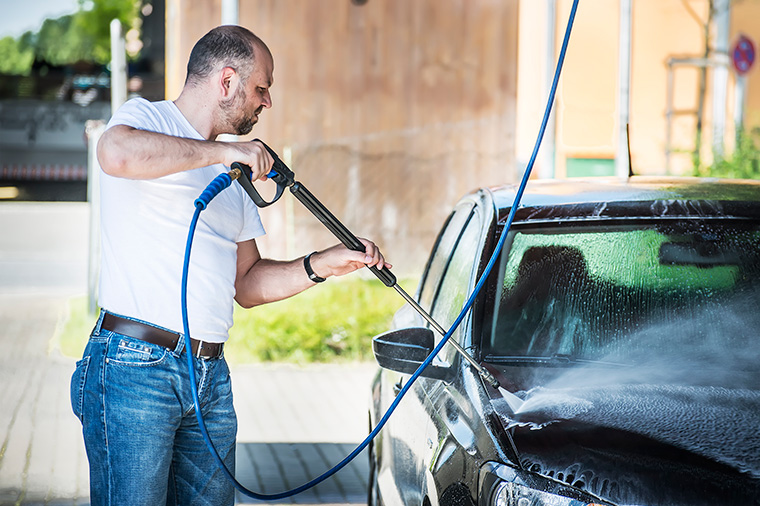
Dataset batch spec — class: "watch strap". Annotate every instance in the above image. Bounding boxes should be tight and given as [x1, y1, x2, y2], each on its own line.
[304, 252, 326, 283]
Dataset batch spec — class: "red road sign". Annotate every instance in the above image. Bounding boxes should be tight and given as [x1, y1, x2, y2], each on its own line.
[732, 34, 755, 75]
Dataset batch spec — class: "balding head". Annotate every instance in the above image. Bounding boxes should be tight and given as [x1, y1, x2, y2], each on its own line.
[185, 25, 271, 87]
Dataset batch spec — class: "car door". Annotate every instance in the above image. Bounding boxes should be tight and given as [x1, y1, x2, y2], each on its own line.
[421, 204, 491, 505]
[375, 202, 477, 506]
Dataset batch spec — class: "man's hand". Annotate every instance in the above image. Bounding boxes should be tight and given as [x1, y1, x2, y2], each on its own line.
[221, 139, 274, 181]
[307, 239, 392, 279]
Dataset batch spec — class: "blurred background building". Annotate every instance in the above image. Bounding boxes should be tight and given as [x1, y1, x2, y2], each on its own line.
[0, 0, 165, 201]
[1, 0, 759, 277]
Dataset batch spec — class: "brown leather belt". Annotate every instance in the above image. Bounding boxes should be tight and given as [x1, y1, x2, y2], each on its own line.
[101, 312, 224, 359]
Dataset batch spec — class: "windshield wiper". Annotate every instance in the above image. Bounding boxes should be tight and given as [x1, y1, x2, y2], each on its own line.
[484, 353, 630, 368]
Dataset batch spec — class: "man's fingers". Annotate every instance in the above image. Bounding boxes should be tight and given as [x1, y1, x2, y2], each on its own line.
[358, 238, 387, 269]
[251, 141, 274, 180]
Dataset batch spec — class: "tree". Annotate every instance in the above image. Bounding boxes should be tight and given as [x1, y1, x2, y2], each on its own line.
[0, 36, 34, 75]
[73, 0, 142, 64]
[0, 0, 141, 75]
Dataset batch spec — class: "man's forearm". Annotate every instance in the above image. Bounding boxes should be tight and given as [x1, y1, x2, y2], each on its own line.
[233, 241, 388, 309]
[97, 125, 230, 179]
[234, 257, 316, 309]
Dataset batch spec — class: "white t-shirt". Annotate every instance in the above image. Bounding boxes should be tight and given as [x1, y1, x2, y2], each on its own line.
[98, 97, 265, 343]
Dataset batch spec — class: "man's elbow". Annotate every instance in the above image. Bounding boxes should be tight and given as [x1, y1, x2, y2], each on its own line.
[234, 293, 261, 310]
[97, 127, 134, 178]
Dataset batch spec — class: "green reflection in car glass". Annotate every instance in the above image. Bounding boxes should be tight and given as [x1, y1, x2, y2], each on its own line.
[503, 229, 738, 291]
[491, 224, 760, 360]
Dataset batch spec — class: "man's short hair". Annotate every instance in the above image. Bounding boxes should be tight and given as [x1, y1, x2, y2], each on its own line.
[185, 25, 268, 85]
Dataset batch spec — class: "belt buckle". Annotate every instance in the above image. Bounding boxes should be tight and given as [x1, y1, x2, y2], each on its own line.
[194, 340, 221, 359]
[194, 340, 205, 359]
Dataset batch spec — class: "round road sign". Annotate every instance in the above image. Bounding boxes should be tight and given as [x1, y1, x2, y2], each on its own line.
[732, 35, 755, 75]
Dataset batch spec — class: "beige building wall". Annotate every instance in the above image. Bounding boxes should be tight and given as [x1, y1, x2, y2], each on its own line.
[166, 0, 519, 277]
[516, 0, 760, 178]
[166, 0, 760, 275]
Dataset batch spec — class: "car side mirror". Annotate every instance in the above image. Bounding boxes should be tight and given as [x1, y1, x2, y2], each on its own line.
[372, 327, 451, 381]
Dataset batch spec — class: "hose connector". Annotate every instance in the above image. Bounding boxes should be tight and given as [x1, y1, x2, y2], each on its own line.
[228, 167, 243, 181]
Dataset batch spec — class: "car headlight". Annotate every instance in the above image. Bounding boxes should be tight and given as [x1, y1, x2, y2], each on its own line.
[493, 481, 603, 506]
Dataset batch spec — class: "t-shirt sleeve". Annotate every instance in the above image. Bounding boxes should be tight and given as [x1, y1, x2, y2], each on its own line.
[238, 191, 267, 242]
[105, 97, 163, 132]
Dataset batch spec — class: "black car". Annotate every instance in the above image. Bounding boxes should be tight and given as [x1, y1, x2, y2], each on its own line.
[368, 177, 760, 506]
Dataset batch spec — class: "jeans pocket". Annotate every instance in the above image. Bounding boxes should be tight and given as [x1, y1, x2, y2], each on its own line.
[70, 355, 90, 422]
[110, 337, 169, 366]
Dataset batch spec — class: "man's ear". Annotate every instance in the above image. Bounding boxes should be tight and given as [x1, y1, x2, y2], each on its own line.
[219, 66, 239, 99]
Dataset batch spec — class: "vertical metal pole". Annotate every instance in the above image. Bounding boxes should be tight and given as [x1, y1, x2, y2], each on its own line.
[615, 0, 632, 179]
[221, 0, 239, 25]
[665, 61, 674, 175]
[734, 75, 747, 143]
[712, 0, 730, 159]
[539, 0, 557, 179]
[217, 0, 240, 141]
[110, 19, 127, 115]
[100, 19, 127, 313]
[86, 121, 105, 315]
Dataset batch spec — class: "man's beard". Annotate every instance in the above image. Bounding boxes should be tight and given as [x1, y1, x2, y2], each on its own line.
[222, 87, 260, 136]
[234, 114, 256, 136]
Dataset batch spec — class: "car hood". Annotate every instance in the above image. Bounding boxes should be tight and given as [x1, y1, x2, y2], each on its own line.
[491, 383, 760, 505]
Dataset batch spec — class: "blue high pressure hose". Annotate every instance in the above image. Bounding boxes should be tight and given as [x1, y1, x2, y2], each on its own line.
[181, 1, 578, 499]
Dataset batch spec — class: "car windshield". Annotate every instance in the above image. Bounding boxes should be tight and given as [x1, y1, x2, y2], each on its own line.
[487, 220, 760, 369]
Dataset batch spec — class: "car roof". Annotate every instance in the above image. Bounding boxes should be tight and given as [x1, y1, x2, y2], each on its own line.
[485, 176, 760, 224]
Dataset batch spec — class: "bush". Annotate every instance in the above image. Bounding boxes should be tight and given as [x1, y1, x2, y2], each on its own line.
[57, 296, 95, 358]
[695, 127, 760, 180]
[225, 278, 405, 364]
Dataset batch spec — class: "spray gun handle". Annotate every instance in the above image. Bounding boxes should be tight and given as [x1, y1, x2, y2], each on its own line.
[232, 162, 286, 207]
[231, 140, 296, 208]
[255, 139, 296, 186]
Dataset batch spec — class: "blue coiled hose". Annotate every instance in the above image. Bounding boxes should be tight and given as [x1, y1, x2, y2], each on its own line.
[181, 0, 579, 499]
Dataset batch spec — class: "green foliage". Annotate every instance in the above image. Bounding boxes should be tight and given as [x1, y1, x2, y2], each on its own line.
[0, 36, 34, 75]
[35, 15, 91, 66]
[695, 127, 760, 180]
[0, 0, 141, 75]
[74, 0, 142, 63]
[56, 278, 407, 364]
[225, 278, 405, 364]
[56, 296, 95, 358]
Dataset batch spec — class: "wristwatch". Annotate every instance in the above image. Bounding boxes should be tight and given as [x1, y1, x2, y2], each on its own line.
[303, 251, 326, 283]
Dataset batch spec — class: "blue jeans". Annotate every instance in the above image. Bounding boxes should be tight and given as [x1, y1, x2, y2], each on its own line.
[70, 310, 237, 506]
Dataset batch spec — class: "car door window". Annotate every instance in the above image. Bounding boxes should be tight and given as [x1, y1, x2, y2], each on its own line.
[429, 208, 483, 361]
[418, 203, 476, 313]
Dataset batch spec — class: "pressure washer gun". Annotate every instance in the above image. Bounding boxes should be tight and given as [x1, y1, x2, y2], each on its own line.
[230, 142, 395, 288]
[228, 140, 502, 390]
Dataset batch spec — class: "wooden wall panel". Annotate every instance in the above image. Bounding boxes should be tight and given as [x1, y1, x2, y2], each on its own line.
[166, 0, 222, 98]
[170, 0, 519, 278]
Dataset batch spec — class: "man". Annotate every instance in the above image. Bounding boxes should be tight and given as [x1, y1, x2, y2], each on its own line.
[70, 25, 389, 505]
